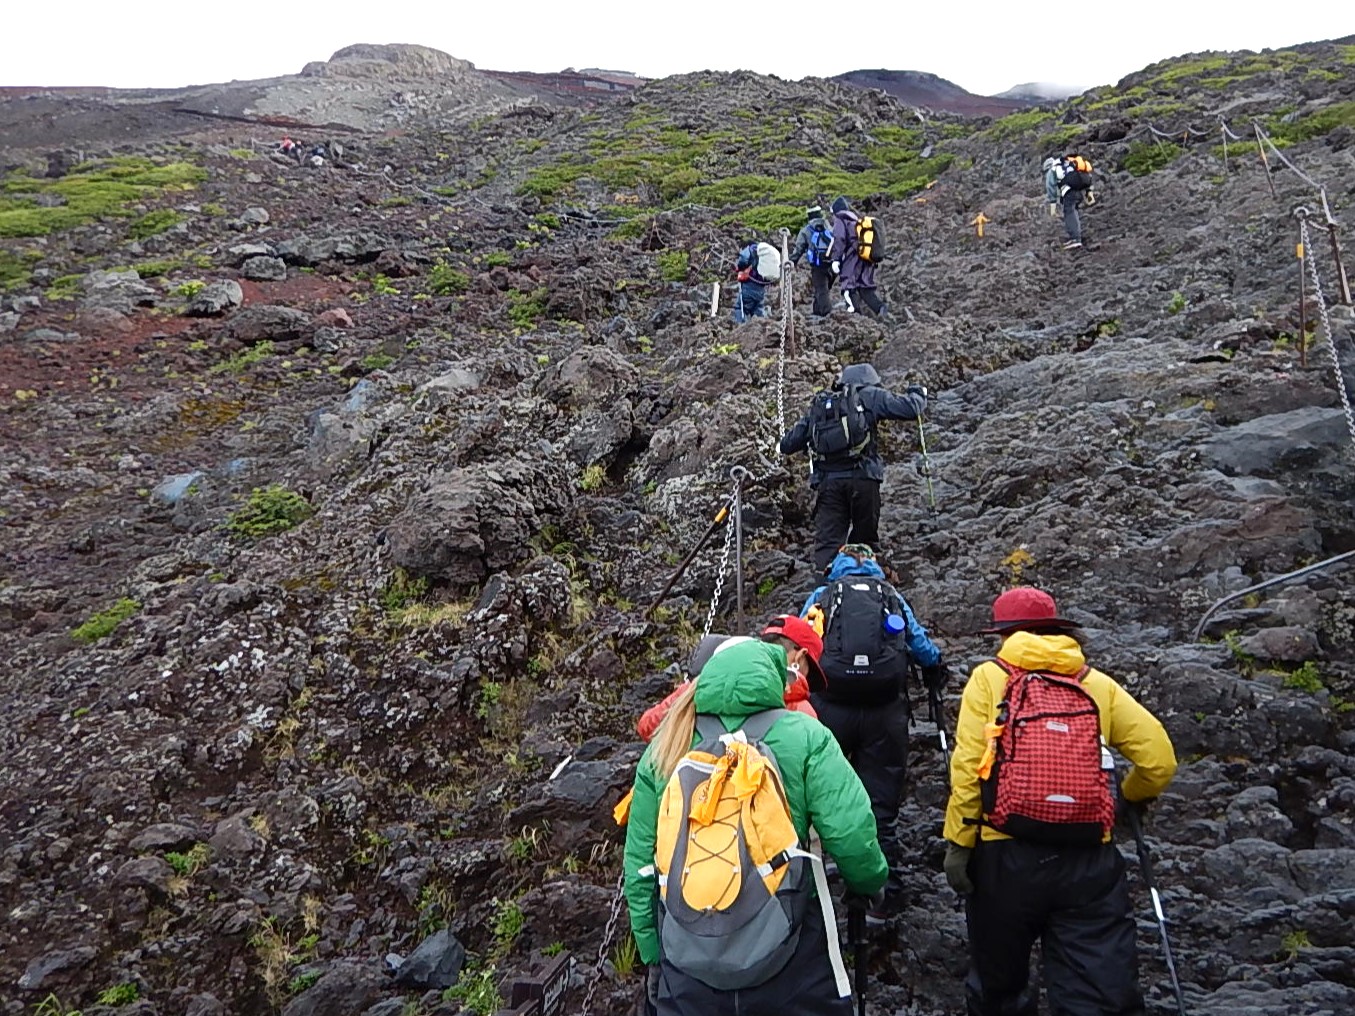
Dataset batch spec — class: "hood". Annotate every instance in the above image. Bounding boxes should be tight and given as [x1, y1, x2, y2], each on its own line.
[824, 552, 887, 583]
[997, 631, 1087, 676]
[839, 363, 881, 387]
[693, 639, 789, 718]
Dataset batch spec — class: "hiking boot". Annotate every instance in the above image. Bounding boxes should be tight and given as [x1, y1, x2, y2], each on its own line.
[1063, 240, 1083, 249]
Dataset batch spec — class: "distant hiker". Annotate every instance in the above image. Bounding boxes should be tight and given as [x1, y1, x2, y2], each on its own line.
[623, 637, 887, 1016]
[733, 239, 781, 323]
[635, 618, 826, 741]
[1044, 153, 1095, 250]
[800, 543, 946, 916]
[943, 587, 1178, 1016]
[278, 137, 303, 163]
[791, 205, 836, 317]
[828, 197, 887, 317]
[779, 363, 926, 573]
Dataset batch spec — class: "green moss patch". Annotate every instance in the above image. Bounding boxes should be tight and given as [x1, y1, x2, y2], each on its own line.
[0, 157, 206, 238]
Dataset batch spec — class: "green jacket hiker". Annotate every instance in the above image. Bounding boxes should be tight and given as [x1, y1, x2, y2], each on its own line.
[623, 638, 887, 1009]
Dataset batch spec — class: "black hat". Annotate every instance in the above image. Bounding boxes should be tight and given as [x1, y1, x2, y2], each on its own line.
[831, 196, 850, 214]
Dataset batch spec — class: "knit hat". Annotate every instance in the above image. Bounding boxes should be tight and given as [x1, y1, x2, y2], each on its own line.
[831, 196, 850, 214]
[806, 205, 823, 219]
[761, 615, 828, 692]
[983, 587, 1079, 634]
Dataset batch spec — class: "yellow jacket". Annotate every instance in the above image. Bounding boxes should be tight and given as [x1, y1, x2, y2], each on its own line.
[943, 631, 1178, 847]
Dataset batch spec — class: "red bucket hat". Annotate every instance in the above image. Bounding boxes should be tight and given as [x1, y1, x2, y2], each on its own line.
[761, 614, 828, 693]
[984, 587, 1079, 634]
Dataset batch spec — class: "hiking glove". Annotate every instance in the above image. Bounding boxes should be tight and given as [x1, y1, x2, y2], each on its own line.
[907, 384, 927, 400]
[646, 965, 662, 1008]
[831, 260, 841, 275]
[921, 662, 948, 693]
[1116, 795, 1148, 827]
[943, 843, 974, 894]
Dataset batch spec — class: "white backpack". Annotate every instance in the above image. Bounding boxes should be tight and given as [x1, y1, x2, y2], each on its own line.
[754, 242, 782, 284]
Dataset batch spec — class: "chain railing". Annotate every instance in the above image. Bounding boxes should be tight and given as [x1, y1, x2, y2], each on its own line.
[1299, 214, 1355, 448]
[577, 870, 627, 1016]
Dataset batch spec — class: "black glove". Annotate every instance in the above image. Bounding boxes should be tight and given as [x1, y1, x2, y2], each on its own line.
[844, 889, 884, 912]
[943, 843, 974, 894]
[921, 662, 948, 694]
[646, 965, 662, 1008]
[907, 384, 927, 400]
[1116, 796, 1148, 827]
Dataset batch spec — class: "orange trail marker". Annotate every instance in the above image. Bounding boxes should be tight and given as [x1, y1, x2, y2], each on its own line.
[971, 212, 990, 238]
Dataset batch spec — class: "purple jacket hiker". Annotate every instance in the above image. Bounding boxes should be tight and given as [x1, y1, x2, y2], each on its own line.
[829, 196, 886, 316]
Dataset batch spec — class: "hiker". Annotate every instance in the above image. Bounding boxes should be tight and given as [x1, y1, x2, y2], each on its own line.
[636, 618, 825, 741]
[278, 137, 303, 163]
[800, 543, 946, 914]
[943, 587, 1178, 1016]
[779, 363, 927, 573]
[1044, 154, 1096, 250]
[791, 205, 835, 317]
[732, 238, 780, 323]
[828, 197, 886, 317]
[624, 637, 887, 1016]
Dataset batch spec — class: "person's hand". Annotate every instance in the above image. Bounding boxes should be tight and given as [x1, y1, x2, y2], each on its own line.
[907, 384, 927, 400]
[646, 965, 662, 1008]
[844, 889, 884, 911]
[943, 843, 974, 894]
[1116, 796, 1148, 827]
[1049, 202, 1059, 217]
[831, 260, 841, 275]
[922, 662, 948, 693]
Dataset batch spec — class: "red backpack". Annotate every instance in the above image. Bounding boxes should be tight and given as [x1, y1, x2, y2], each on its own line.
[980, 659, 1115, 845]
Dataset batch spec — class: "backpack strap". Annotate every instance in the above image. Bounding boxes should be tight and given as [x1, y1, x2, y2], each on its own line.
[736, 707, 789, 744]
[694, 714, 727, 745]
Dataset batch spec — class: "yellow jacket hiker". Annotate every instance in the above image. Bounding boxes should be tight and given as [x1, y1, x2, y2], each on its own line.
[942, 587, 1177, 1016]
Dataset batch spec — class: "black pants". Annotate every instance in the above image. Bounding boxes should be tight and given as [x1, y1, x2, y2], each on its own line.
[657, 902, 850, 1016]
[1062, 190, 1085, 243]
[813, 476, 882, 573]
[810, 696, 910, 878]
[964, 841, 1144, 1016]
[845, 287, 885, 316]
[810, 265, 833, 316]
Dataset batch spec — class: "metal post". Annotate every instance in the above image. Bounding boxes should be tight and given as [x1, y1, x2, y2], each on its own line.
[1299, 225, 1308, 369]
[780, 227, 796, 357]
[1221, 124, 1228, 173]
[1321, 190, 1353, 305]
[731, 466, 747, 631]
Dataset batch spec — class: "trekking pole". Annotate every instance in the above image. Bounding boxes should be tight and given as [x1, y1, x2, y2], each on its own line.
[731, 465, 748, 631]
[1126, 806, 1188, 1016]
[927, 685, 951, 777]
[846, 896, 867, 1016]
[916, 416, 937, 510]
[644, 499, 732, 619]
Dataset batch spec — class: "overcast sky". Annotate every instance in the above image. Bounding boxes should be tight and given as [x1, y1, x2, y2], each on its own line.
[4, 2, 1349, 97]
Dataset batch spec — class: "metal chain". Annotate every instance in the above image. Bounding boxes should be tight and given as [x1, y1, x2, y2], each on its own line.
[1301, 218, 1355, 448]
[701, 475, 740, 641]
[579, 870, 627, 1016]
[777, 231, 790, 442]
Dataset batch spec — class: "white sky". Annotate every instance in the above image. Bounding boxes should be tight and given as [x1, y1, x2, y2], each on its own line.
[3, 2, 1349, 97]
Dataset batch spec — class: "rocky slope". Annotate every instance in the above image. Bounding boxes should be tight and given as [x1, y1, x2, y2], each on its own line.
[831, 70, 1028, 116]
[3, 35, 1355, 1016]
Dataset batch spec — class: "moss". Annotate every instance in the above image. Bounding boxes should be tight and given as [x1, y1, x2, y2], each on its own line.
[0, 250, 34, 291]
[209, 339, 274, 374]
[227, 485, 313, 537]
[1268, 102, 1355, 145]
[484, 251, 513, 267]
[655, 249, 688, 282]
[1147, 54, 1230, 86]
[134, 259, 181, 278]
[429, 261, 469, 295]
[1123, 141, 1181, 177]
[129, 209, 182, 238]
[718, 203, 803, 233]
[507, 287, 548, 328]
[44, 273, 83, 301]
[71, 597, 141, 642]
[983, 108, 1056, 142]
[0, 157, 205, 237]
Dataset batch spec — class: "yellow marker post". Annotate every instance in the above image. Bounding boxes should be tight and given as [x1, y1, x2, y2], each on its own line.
[971, 212, 990, 239]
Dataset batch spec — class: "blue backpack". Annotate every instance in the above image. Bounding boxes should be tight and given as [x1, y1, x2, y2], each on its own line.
[806, 221, 833, 267]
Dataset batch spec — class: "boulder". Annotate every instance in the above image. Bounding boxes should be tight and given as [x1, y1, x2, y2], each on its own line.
[187, 280, 244, 317]
[241, 256, 288, 282]
[150, 472, 204, 507]
[1238, 626, 1321, 664]
[115, 855, 175, 895]
[17, 947, 97, 992]
[225, 304, 311, 343]
[128, 822, 203, 852]
[281, 962, 387, 1016]
[1199, 406, 1350, 478]
[228, 243, 275, 264]
[392, 928, 466, 990]
[240, 206, 270, 225]
[82, 268, 157, 313]
[274, 231, 390, 267]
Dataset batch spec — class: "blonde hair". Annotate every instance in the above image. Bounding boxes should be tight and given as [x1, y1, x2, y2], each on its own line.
[651, 681, 698, 780]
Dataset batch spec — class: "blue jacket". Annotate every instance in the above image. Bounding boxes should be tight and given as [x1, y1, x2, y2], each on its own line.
[800, 552, 941, 668]
[779, 378, 925, 485]
[735, 243, 770, 288]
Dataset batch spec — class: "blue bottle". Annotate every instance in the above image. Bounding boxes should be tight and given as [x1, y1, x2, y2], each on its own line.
[883, 613, 906, 636]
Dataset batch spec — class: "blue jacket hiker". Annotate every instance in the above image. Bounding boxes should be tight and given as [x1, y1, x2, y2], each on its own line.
[790, 205, 835, 317]
[799, 544, 947, 914]
[733, 241, 773, 323]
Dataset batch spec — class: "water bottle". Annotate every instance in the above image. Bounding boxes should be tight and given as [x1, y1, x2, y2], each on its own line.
[883, 613, 905, 636]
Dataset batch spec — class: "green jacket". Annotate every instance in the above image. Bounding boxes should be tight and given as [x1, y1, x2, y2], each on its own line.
[622, 639, 887, 964]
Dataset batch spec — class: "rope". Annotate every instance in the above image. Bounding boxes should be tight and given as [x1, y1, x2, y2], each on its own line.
[1300, 215, 1355, 448]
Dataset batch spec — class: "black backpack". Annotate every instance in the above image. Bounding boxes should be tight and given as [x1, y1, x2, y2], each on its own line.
[818, 577, 910, 705]
[807, 384, 871, 463]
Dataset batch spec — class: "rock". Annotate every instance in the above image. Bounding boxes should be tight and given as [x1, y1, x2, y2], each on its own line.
[187, 280, 244, 317]
[0, 310, 19, 332]
[258, 788, 321, 842]
[393, 928, 466, 989]
[240, 206, 270, 225]
[184, 994, 226, 1016]
[115, 855, 175, 895]
[311, 327, 347, 353]
[1238, 626, 1321, 663]
[229, 242, 275, 264]
[23, 327, 81, 343]
[1224, 786, 1295, 844]
[76, 306, 134, 334]
[209, 812, 265, 859]
[415, 368, 480, 409]
[315, 308, 354, 328]
[1199, 406, 1350, 478]
[241, 256, 288, 282]
[281, 962, 387, 1016]
[128, 822, 202, 852]
[275, 231, 390, 267]
[17, 946, 97, 991]
[82, 268, 157, 313]
[360, 1003, 406, 1016]
[226, 304, 311, 343]
[150, 472, 204, 507]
